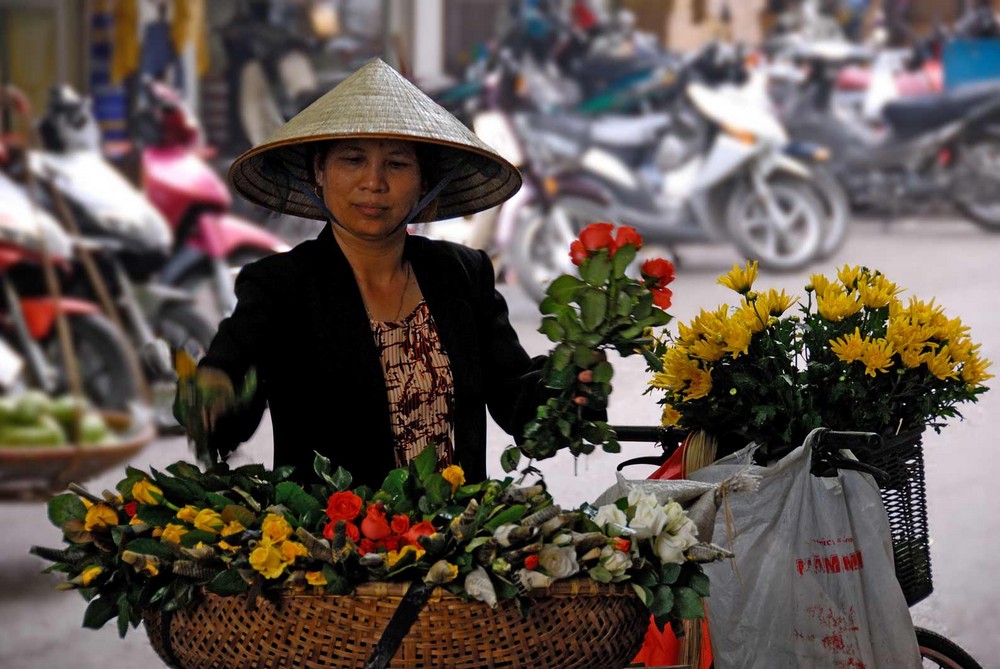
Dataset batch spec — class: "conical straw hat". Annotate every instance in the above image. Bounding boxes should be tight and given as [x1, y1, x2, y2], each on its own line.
[228, 58, 521, 221]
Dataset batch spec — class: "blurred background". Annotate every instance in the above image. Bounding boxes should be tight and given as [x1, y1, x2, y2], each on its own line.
[1, 0, 1000, 667]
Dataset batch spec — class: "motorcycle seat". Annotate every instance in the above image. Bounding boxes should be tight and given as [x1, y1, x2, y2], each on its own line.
[589, 114, 672, 148]
[882, 80, 1000, 138]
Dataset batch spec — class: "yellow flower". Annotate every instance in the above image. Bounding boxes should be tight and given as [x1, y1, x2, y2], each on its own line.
[683, 367, 713, 400]
[720, 313, 754, 357]
[261, 513, 293, 543]
[816, 285, 863, 322]
[217, 520, 246, 551]
[84, 503, 119, 531]
[131, 479, 163, 506]
[80, 497, 93, 509]
[387, 544, 425, 568]
[858, 273, 899, 309]
[305, 571, 327, 586]
[175, 505, 199, 524]
[837, 264, 862, 290]
[249, 539, 288, 579]
[193, 509, 225, 534]
[161, 523, 189, 544]
[80, 566, 103, 586]
[687, 337, 726, 362]
[441, 465, 465, 493]
[757, 289, 797, 317]
[860, 338, 895, 377]
[281, 540, 309, 562]
[829, 328, 866, 364]
[128, 515, 149, 529]
[923, 346, 958, 380]
[424, 560, 459, 585]
[141, 561, 160, 577]
[717, 261, 758, 294]
[809, 273, 833, 295]
[661, 404, 681, 427]
[738, 303, 769, 334]
[961, 354, 994, 387]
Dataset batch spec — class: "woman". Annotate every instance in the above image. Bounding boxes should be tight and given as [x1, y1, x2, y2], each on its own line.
[190, 59, 590, 488]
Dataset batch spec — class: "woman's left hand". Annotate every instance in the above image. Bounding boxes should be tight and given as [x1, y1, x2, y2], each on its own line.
[573, 350, 608, 408]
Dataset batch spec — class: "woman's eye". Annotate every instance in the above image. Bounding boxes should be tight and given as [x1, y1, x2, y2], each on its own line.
[389, 161, 413, 169]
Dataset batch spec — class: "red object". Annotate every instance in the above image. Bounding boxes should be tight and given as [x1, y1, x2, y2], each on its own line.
[325, 490, 363, 523]
[524, 554, 540, 570]
[19, 296, 100, 339]
[572, 1, 599, 31]
[651, 287, 673, 310]
[403, 520, 436, 545]
[641, 258, 676, 289]
[579, 222, 616, 252]
[360, 505, 392, 540]
[569, 239, 588, 266]
[614, 225, 643, 251]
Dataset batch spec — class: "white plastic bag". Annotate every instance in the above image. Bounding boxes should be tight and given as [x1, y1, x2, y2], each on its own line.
[688, 431, 921, 669]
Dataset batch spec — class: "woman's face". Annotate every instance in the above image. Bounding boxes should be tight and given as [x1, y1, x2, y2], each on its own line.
[315, 138, 423, 242]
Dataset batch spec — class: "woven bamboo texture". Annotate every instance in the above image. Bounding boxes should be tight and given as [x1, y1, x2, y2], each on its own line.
[144, 578, 648, 669]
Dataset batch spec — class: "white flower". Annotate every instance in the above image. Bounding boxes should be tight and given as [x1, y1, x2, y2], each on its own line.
[627, 490, 659, 509]
[600, 545, 632, 577]
[663, 501, 688, 534]
[516, 568, 553, 590]
[653, 532, 687, 565]
[594, 503, 628, 529]
[629, 497, 668, 540]
[673, 517, 700, 547]
[538, 545, 579, 579]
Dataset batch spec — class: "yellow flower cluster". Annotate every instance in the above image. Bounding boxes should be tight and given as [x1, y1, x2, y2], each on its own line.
[249, 514, 309, 579]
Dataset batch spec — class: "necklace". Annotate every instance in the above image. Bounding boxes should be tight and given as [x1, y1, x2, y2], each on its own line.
[393, 262, 412, 321]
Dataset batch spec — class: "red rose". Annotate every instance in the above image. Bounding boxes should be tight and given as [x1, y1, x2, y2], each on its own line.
[612, 537, 631, 553]
[382, 535, 401, 553]
[641, 258, 676, 289]
[651, 287, 673, 310]
[345, 521, 360, 544]
[360, 505, 391, 541]
[326, 491, 363, 523]
[403, 520, 436, 546]
[614, 226, 643, 251]
[579, 222, 616, 253]
[322, 519, 360, 544]
[524, 554, 540, 570]
[359, 539, 377, 555]
[569, 240, 589, 266]
[124, 501, 138, 518]
[390, 514, 410, 536]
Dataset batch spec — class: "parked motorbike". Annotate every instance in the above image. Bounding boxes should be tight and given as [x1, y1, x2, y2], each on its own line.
[131, 78, 289, 321]
[779, 43, 1000, 230]
[31, 85, 215, 429]
[0, 167, 139, 409]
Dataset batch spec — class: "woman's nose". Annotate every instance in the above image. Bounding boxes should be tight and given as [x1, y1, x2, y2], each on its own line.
[359, 162, 388, 191]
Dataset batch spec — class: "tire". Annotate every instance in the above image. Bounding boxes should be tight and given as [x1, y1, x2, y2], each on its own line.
[151, 302, 217, 433]
[510, 195, 603, 303]
[916, 627, 983, 669]
[810, 165, 851, 260]
[725, 174, 825, 272]
[43, 313, 140, 411]
[953, 138, 1000, 231]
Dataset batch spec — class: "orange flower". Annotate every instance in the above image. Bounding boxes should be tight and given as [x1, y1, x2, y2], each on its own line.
[579, 222, 615, 253]
[390, 515, 410, 535]
[360, 505, 391, 540]
[325, 491, 363, 523]
[524, 555, 540, 570]
[403, 520, 436, 546]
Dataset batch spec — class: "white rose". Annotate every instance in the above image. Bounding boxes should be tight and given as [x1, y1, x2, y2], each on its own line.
[629, 498, 668, 540]
[627, 490, 659, 509]
[663, 501, 688, 534]
[600, 545, 632, 577]
[594, 504, 628, 530]
[673, 517, 699, 548]
[653, 531, 687, 565]
[538, 545, 579, 580]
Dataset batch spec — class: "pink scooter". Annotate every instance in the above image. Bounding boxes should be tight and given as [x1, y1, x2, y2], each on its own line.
[135, 79, 289, 320]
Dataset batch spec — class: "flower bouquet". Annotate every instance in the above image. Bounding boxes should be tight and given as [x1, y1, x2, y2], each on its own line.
[31, 224, 730, 669]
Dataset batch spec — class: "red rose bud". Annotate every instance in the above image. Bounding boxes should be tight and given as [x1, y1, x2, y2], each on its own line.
[124, 501, 138, 518]
[390, 514, 411, 535]
[652, 286, 673, 310]
[579, 222, 616, 252]
[345, 521, 361, 544]
[614, 226, 643, 251]
[612, 537, 631, 553]
[524, 554, 540, 570]
[326, 490, 363, 523]
[569, 239, 589, 266]
[641, 258, 676, 289]
[360, 506, 391, 541]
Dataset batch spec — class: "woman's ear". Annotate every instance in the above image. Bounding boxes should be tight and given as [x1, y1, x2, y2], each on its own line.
[313, 152, 324, 187]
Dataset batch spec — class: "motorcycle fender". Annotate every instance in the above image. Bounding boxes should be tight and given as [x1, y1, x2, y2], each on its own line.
[191, 211, 290, 258]
[158, 244, 208, 287]
[695, 135, 761, 191]
[19, 297, 99, 340]
[766, 153, 812, 180]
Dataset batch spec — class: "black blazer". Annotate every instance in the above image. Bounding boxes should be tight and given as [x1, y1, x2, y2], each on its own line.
[201, 224, 546, 488]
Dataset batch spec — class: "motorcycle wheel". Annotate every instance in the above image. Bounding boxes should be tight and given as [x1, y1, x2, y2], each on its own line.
[810, 165, 852, 260]
[725, 174, 825, 272]
[42, 313, 140, 411]
[151, 303, 216, 433]
[953, 139, 1000, 231]
[510, 195, 603, 303]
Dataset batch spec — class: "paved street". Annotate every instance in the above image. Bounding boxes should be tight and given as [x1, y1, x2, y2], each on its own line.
[1, 216, 998, 667]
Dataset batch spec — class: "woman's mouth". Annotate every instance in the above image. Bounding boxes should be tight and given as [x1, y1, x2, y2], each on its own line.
[353, 203, 388, 217]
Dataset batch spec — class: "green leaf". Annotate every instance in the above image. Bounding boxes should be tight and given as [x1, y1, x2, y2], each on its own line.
[646, 308, 671, 327]
[581, 253, 612, 286]
[631, 582, 653, 606]
[573, 346, 598, 368]
[221, 505, 256, 528]
[641, 347, 664, 373]
[651, 585, 674, 620]
[672, 586, 705, 619]
[165, 461, 203, 479]
[82, 595, 118, 630]
[48, 493, 87, 527]
[413, 445, 438, 483]
[689, 571, 711, 597]
[580, 288, 608, 332]
[465, 537, 491, 553]
[180, 529, 217, 548]
[483, 504, 527, 533]
[206, 570, 249, 596]
[381, 468, 409, 498]
[589, 564, 614, 583]
[592, 361, 614, 383]
[615, 290, 634, 317]
[500, 447, 521, 473]
[124, 538, 176, 559]
[551, 343, 574, 372]
[539, 317, 565, 343]
[423, 475, 451, 506]
[136, 505, 177, 527]
[547, 274, 585, 303]
[660, 563, 682, 585]
[632, 292, 653, 320]
[117, 594, 130, 638]
[612, 244, 636, 275]
[276, 482, 321, 518]
[539, 296, 561, 314]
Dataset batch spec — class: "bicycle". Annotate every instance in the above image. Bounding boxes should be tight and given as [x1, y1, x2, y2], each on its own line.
[613, 425, 983, 669]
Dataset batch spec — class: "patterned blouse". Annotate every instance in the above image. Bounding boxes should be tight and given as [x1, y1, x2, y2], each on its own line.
[368, 300, 455, 468]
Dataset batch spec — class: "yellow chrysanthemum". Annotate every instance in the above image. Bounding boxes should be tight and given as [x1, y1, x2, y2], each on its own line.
[387, 544, 426, 568]
[131, 479, 163, 506]
[84, 503, 119, 531]
[720, 313, 754, 356]
[175, 505, 199, 524]
[161, 523, 189, 544]
[923, 346, 958, 380]
[809, 273, 833, 295]
[816, 285, 863, 322]
[305, 571, 328, 586]
[717, 260, 758, 294]
[193, 508, 225, 535]
[858, 273, 899, 309]
[829, 328, 866, 364]
[687, 337, 726, 362]
[441, 465, 465, 492]
[281, 540, 309, 562]
[684, 367, 713, 400]
[837, 264, 862, 290]
[757, 288, 797, 317]
[261, 513, 293, 543]
[961, 354, 994, 387]
[660, 404, 681, 427]
[80, 566, 103, 586]
[249, 539, 287, 579]
[860, 338, 895, 377]
[650, 349, 698, 393]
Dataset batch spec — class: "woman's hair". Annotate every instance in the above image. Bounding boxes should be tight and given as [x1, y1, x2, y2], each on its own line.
[308, 139, 440, 224]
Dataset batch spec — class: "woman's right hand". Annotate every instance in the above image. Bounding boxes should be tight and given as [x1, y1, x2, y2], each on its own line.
[193, 367, 237, 432]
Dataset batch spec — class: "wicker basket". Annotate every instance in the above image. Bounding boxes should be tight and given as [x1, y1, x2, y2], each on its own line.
[0, 411, 156, 501]
[144, 578, 649, 669]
